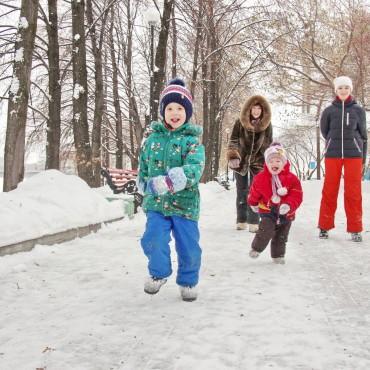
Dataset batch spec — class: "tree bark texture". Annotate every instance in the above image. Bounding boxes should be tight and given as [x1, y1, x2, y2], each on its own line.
[71, 0, 94, 186]
[3, 0, 39, 192]
[46, 0, 61, 171]
[109, 8, 123, 168]
[151, 0, 174, 122]
[86, 0, 108, 186]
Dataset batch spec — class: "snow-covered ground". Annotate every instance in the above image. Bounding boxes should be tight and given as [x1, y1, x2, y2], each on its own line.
[0, 173, 370, 370]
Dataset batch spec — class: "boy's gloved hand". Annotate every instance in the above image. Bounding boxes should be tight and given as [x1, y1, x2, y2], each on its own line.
[228, 158, 240, 169]
[136, 177, 146, 195]
[147, 167, 187, 195]
[279, 203, 290, 215]
[250, 205, 259, 213]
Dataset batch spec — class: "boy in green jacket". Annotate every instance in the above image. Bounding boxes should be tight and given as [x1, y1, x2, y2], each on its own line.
[137, 78, 205, 302]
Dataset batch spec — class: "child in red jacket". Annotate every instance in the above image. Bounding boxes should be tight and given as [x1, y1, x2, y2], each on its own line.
[247, 143, 303, 264]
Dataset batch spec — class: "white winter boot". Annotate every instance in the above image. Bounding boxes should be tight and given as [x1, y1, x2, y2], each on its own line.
[179, 286, 198, 302]
[144, 276, 167, 294]
[248, 224, 259, 233]
[272, 257, 285, 265]
[236, 222, 247, 230]
[249, 249, 260, 259]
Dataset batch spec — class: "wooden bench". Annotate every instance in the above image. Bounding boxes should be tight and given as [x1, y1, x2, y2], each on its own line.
[101, 168, 143, 214]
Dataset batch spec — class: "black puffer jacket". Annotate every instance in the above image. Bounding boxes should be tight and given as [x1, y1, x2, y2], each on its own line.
[321, 97, 367, 162]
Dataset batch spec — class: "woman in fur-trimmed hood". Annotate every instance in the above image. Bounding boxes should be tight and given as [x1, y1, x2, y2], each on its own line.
[226, 95, 273, 232]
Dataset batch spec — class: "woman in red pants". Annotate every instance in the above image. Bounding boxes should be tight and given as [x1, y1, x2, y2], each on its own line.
[318, 76, 367, 242]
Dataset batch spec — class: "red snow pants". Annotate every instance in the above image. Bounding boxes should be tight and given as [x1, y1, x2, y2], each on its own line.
[318, 158, 363, 233]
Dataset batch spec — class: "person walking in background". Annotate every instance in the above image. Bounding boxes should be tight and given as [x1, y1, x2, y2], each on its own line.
[318, 76, 367, 242]
[137, 78, 205, 302]
[247, 143, 303, 264]
[226, 95, 273, 232]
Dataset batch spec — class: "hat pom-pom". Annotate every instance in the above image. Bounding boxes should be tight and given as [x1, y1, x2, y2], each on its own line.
[277, 187, 288, 196]
[271, 195, 281, 204]
[168, 77, 185, 87]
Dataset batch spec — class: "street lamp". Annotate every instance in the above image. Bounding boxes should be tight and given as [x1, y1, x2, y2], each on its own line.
[144, 8, 160, 125]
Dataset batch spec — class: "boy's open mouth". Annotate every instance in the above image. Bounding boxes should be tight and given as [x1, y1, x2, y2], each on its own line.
[171, 118, 180, 124]
[271, 166, 279, 171]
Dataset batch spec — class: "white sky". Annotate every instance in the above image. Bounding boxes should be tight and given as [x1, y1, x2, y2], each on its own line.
[0, 170, 370, 369]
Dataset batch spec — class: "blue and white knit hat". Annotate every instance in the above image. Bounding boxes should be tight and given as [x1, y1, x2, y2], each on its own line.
[159, 78, 193, 122]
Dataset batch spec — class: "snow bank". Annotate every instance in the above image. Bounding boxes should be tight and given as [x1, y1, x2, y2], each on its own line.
[0, 170, 124, 247]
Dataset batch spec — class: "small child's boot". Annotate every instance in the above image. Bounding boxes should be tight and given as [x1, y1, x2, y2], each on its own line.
[249, 249, 260, 259]
[248, 224, 259, 233]
[272, 257, 285, 265]
[236, 222, 247, 230]
[179, 286, 198, 302]
[144, 276, 167, 294]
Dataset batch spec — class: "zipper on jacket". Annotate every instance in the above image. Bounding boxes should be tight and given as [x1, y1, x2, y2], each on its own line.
[323, 138, 332, 155]
[353, 138, 362, 152]
[341, 100, 344, 158]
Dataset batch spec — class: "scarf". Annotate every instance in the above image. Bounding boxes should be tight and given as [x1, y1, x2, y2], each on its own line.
[271, 174, 287, 204]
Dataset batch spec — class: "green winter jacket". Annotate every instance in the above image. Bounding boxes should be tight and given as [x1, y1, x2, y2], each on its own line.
[138, 121, 205, 221]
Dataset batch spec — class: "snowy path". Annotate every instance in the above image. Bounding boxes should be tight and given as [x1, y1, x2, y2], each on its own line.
[1, 181, 369, 370]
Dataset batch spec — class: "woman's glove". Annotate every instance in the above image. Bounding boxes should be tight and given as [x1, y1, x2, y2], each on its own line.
[279, 203, 290, 215]
[228, 158, 240, 169]
[147, 167, 187, 195]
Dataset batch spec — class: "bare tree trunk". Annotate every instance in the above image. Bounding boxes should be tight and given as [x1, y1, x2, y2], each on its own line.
[208, 25, 218, 180]
[46, 0, 61, 171]
[102, 52, 110, 168]
[151, 0, 174, 121]
[125, 0, 138, 169]
[190, 0, 204, 97]
[201, 43, 211, 182]
[201, 2, 218, 182]
[171, 4, 177, 78]
[71, 0, 93, 185]
[213, 89, 222, 178]
[86, 0, 108, 186]
[109, 8, 123, 168]
[3, 0, 39, 192]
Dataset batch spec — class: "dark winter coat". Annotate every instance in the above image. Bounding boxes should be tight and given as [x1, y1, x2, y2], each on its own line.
[247, 162, 303, 221]
[138, 121, 205, 221]
[321, 97, 367, 163]
[226, 95, 273, 176]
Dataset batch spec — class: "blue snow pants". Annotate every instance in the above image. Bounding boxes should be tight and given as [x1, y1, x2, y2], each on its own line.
[141, 211, 202, 287]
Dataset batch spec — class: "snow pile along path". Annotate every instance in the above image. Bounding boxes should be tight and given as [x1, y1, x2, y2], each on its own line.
[0, 170, 123, 247]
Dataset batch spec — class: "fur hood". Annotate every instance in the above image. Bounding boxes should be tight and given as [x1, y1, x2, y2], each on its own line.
[240, 95, 271, 132]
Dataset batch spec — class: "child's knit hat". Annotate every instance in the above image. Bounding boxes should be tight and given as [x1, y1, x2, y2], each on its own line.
[160, 78, 193, 122]
[264, 142, 287, 165]
[334, 76, 353, 92]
